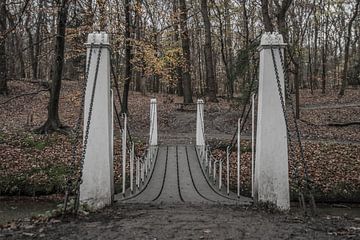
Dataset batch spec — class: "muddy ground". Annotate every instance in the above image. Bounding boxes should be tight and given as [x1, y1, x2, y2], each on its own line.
[1, 203, 360, 239]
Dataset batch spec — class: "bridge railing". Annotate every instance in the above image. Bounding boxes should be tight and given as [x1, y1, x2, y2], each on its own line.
[121, 98, 158, 196]
[196, 99, 229, 192]
[196, 97, 256, 198]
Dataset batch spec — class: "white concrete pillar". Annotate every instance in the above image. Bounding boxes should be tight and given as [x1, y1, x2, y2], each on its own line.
[149, 98, 158, 146]
[196, 99, 205, 147]
[80, 32, 113, 209]
[254, 32, 290, 210]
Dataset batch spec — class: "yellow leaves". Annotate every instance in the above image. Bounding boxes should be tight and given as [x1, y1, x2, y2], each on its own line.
[132, 39, 185, 87]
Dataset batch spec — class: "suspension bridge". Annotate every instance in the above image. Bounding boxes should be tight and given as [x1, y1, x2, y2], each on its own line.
[63, 31, 315, 214]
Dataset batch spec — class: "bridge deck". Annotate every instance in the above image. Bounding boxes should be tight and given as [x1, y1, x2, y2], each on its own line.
[117, 145, 252, 205]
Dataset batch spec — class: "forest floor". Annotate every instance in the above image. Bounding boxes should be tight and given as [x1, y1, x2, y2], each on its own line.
[0, 80, 359, 238]
[1, 203, 360, 239]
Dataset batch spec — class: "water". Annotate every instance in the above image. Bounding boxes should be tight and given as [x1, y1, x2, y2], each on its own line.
[0, 198, 58, 225]
[316, 204, 360, 218]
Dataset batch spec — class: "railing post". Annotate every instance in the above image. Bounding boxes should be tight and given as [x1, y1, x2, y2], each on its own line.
[237, 118, 241, 198]
[136, 156, 140, 188]
[226, 146, 230, 195]
[141, 161, 144, 183]
[145, 153, 148, 177]
[122, 114, 127, 196]
[209, 154, 212, 176]
[149, 98, 158, 147]
[205, 146, 208, 169]
[213, 160, 216, 185]
[251, 94, 255, 198]
[196, 99, 205, 153]
[219, 161, 222, 190]
[130, 142, 134, 194]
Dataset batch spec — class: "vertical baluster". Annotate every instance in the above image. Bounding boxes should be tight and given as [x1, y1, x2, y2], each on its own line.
[251, 94, 255, 198]
[130, 142, 134, 193]
[122, 114, 127, 196]
[237, 118, 241, 198]
[227, 146, 230, 195]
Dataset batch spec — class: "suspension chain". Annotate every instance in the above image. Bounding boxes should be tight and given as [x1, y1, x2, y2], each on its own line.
[270, 45, 316, 212]
[63, 43, 103, 214]
[278, 48, 316, 211]
[63, 44, 94, 214]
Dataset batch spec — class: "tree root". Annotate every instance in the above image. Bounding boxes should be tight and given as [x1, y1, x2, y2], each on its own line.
[34, 119, 70, 135]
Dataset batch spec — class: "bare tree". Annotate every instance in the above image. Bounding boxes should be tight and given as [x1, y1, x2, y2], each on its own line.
[172, 0, 184, 96]
[339, 0, 360, 96]
[122, 0, 133, 113]
[260, 0, 274, 32]
[201, 0, 217, 102]
[0, 0, 8, 95]
[178, 0, 193, 104]
[37, 0, 70, 133]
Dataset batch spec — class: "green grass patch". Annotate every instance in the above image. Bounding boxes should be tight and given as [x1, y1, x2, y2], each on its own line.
[23, 134, 49, 150]
[0, 164, 70, 196]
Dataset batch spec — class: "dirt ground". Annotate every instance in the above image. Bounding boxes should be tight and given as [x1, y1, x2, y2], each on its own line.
[1, 203, 360, 240]
[1, 81, 360, 239]
[0, 80, 359, 198]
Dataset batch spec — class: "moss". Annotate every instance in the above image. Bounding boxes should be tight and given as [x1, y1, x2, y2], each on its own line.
[0, 164, 69, 196]
[22, 134, 49, 150]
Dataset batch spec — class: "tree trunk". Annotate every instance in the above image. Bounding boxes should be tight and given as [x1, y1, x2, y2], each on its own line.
[260, 0, 274, 32]
[122, 0, 133, 113]
[33, 1, 43, 79]
[134, 0, 142, 93]
[172, 0, 184, 96]
[321, 14, 329, 94]
[178, 0, 193, 104]
[0, 0, 8, 95]
[339, 0, 360, 96]
[36, 0, 70, 133]
[313, 8, 319, 89]
[200, 0, 217, 102]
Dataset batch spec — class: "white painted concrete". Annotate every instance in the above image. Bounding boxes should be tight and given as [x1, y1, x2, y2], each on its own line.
[80, 32, 113, 209]
[251, 93, 255, 198]
[196, 99, 205, 148]
[149, 98, 158, 146]
[122, 114, 127, 195]
[254, 32, 290, 210]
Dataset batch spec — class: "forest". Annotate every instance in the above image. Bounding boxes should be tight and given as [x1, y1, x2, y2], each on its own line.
[0, 0, 360, 239]
[1, 0, 360, 108]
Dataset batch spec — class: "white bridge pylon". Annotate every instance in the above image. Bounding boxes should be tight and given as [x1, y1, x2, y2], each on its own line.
[196, 32, 290, 210]
[79, 32, 113, 209]
[79, 32, 158, 209]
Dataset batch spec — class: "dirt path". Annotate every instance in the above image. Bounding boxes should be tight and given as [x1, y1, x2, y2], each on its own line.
[300, 103, 360, 110]
[1, 204, 360, 240]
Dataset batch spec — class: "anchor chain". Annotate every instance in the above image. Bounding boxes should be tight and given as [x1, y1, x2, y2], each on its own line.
[278, 48, 316, 212]
[270, 45, 316, 213]
[63, 43, 94, 214]
[63, 42, 103, 215]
